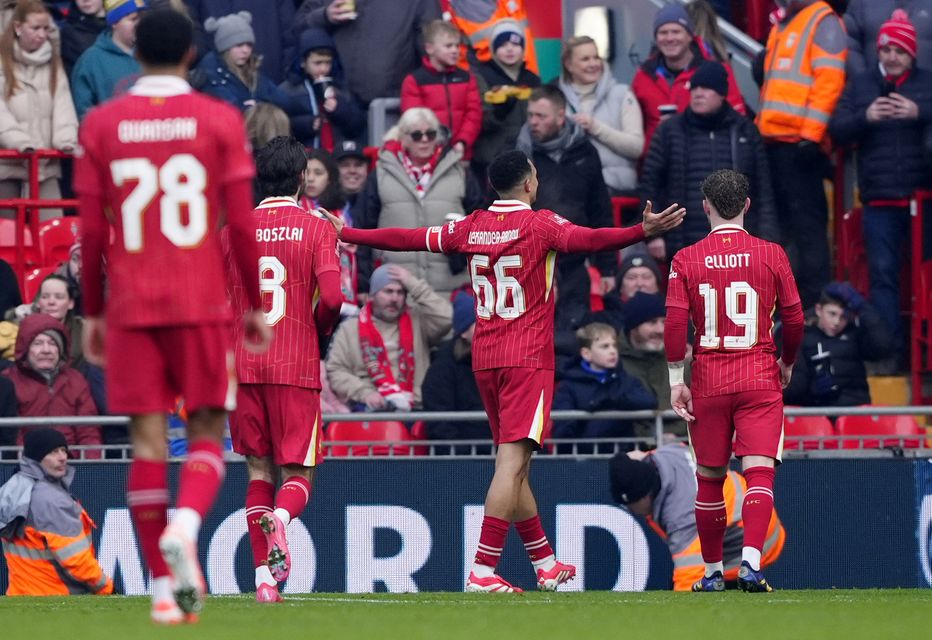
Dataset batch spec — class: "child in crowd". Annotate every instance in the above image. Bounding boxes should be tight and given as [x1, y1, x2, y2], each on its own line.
[401, 19, 481, 159]
[552, 322, 657, 453]
[278, 27, 364, 151]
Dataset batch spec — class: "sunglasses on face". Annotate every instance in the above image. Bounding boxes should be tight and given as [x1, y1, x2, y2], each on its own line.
[407, 129, 438, 142]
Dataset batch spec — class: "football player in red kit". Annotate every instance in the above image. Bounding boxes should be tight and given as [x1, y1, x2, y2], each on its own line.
[225, 136, 342, 603]
[664, 169, 805, 593]
[76, 9, 271, 623]
[320, 149, 685, 592]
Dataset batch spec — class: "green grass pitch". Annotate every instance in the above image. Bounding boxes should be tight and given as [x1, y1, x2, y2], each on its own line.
[2, 591, 930, 639]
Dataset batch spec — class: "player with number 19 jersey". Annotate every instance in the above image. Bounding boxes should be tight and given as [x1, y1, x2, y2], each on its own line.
[665, 225, 801, 398]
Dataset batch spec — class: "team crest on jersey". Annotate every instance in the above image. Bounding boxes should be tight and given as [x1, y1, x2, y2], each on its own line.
[722, 236, 732, 245]
[497, 214, 505, 221]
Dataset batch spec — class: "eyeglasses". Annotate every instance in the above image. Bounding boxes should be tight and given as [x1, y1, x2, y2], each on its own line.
[407, 129, 438, 142]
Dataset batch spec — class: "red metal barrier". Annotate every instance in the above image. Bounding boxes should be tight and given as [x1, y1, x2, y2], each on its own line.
[0, 149, 78, 285]
[911, 190, 932, 406]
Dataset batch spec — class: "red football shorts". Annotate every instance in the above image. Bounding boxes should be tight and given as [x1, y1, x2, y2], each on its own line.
[107, 323, 234, 415]
[474, 367, 554, 446]
[229, 383, 324, 467]
[689, 390, 785, 467]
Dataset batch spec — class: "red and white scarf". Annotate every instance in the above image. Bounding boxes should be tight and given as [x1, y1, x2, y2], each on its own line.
[358, 301, 415, 396]
[384, 140, 441, 200]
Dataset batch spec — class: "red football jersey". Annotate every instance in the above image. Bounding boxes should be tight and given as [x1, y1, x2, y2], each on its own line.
[226, 198, 339, 389]
[425, 199, 579, 371]
[74, 76, 255, 328]
[665, 224, 801, 397]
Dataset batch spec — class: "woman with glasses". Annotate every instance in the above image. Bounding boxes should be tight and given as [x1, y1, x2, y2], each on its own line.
[354, 107, 485, 301]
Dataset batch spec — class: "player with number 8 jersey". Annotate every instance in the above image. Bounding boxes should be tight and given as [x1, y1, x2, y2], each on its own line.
[320, 150, 685, 593]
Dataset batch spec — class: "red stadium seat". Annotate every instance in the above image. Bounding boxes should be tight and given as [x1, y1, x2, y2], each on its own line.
[325, 420, 416, 457]
[409, 420, 429, 456]
[610, 196, 640, 228]
[836, 208, 869, 297]
[0, 219, 39, 277]
[588, 265, 604, 311]
[835, 413, 925, 449]
[783, 413, 836, 451]
[22, 265, 57, 302]
[38, 217, 81, 267]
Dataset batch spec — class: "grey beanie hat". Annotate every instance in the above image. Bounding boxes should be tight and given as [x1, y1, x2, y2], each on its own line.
[368, 264, 402, 295]
[205, 11, 255, 54]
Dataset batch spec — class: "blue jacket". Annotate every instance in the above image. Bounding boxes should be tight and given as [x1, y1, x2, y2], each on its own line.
[552, 357, 657, 452]
[195, 50, 301, 115]
[70, 30, 140, 120]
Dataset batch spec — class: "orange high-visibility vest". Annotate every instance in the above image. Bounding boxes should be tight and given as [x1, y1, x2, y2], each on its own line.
[3, 509, 113, 596]
[442, 0, 539, 74]
[757, 1, 846, 144]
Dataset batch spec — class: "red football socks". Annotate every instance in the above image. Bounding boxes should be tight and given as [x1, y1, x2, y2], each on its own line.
[695, 473, 727, 564]
[515, 515, 554, 563]
[741, 466, 776, 554]
[175, 440, 225, 518]
[275, 476, 312, 522]
[246, 479, 275, 568]
[474, 516, 510, 567]
[127, 458, 169, 578]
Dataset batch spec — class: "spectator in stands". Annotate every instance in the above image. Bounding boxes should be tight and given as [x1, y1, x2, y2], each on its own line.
[0, 258, 22, 319]
[333, 139, 367, 212]
[632, 3, 746, 154]
[844, 0, 932, 74]
[196, 11, 300, 115]
[553, 322, 657, 454]
[757, 0, 847, 309]
[582, 253, 664, 336]
[421, 292, 491, 454]
[618, 291, 687, 439]
[293, 0, 440, 107]
[355, 107, 483, 298]
[54, 241, 82, 315]
[401, 20, 482, 160]
[59, 1, 106, 78]
[558, 35, 643, 196]
[640, 61, 778, 260]
[244, 102, 291, 151]
[472, 18, 540, 190]
[515, 85, 616, 311]
[829, 10, 932, 360]
[0, 0, 78, 222]
[0, 428, 113, 595]
[687, 0, 730, 63]
[785, 282, 892, 407]
[326, 263, 452, 412]
[1, 314, 101, 456]
[445, 0, 539, 74]
[279, 27, 364, 151]
[69, 0, 144, 120]
[188, 0, 296, 84]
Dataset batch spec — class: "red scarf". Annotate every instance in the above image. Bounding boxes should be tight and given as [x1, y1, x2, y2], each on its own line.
[299, 200, 357, 302]
[383, 139, 442, 199]
[358, 301, 415, 396]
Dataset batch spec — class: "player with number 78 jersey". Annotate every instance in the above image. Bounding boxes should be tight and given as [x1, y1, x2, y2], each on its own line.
[320, 150, 685, 593]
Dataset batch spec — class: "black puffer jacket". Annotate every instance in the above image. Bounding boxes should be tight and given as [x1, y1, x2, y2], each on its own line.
[59, 2, 106, 77]
[640, 103, 779, 255]
[828, 67, 932, 202]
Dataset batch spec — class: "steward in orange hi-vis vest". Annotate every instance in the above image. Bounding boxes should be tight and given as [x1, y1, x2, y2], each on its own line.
[441, 0, 539, 74]
[757, 0, 847, 144]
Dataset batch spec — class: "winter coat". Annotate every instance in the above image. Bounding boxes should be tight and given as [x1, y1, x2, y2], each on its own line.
[828, 67, 932, 201]
[472, 59, 540, 167]
[0, 375, 14, 450]
[0, 314, 101, 453]
[59, 4, 106, 78]
[552, 356, 657, 452]
[618, 335, 688, 438]
[195, 50, 302, 115]
[421, 338, 491, 453]
[325, 275, 452, 408]
[784, 304, 892, 407]
[0, 41, 77, 182]
[558, 67, 644, 192]
[640, 103, 779, 255]
[401, 57, 483, 157]
[844, 0, 932, 75]
[69, 30, 139, 120]
[188, 0, 296, 84]
[293, 0, 441, 105]
[355, 146, 484, 296]
[0, 457, 112, 595]
[632, 40, 746, 152]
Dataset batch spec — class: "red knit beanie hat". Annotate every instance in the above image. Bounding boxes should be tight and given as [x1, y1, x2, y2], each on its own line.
[878, 9, 917, 59]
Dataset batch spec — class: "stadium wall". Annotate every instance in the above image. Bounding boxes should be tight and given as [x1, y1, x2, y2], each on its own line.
[1, 458, 930, 594]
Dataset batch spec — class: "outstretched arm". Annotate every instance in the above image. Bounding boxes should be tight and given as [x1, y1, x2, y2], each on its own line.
[562, 201, 685, 253]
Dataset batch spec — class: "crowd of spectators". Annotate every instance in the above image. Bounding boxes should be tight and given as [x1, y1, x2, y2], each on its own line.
[2, 0, 932, 452]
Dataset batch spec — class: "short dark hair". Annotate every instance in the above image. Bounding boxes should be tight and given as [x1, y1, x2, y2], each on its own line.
[488, 150, 531, 194]
[136, 9, 194, 67]
[700, 169, 749, 219]
[256, 136, 307, 199]
[529, 84, 567, 111]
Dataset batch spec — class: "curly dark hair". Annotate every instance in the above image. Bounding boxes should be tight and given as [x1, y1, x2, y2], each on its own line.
[700, 169, 749, 219]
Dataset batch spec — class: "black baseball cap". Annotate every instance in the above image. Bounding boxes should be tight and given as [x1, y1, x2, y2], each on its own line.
[333, 140, 367, 163]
